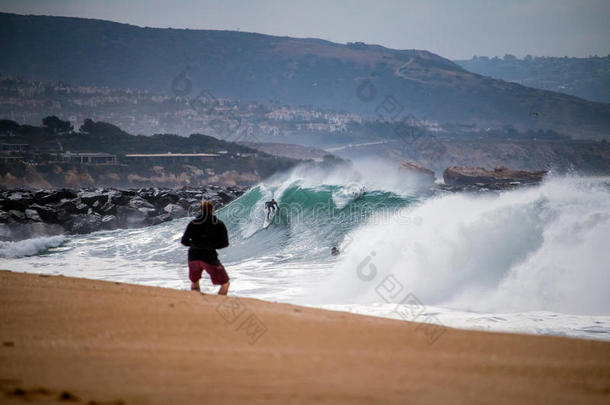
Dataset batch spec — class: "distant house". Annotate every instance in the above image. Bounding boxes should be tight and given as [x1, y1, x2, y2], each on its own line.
[124, 152, 219, 164]
[0, 144, 32, 163]
[61, 152, 117, 165]
[235, 152, 256, 158]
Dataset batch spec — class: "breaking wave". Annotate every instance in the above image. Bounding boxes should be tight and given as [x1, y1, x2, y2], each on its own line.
[2, 163, 609, 339]
[323, 176, 610, 316]
[0, 235, 67, 258]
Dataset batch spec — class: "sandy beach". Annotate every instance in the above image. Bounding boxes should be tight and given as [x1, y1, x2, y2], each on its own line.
[0, 270, 608, 404]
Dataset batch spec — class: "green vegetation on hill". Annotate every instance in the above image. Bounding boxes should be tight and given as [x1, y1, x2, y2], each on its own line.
[0, 117, 301, 188]
[0, 117, 258, 156]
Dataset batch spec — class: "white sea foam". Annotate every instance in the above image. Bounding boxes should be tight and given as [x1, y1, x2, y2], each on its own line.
[0, 235, 66, 258]
[321, 176, 610, 316]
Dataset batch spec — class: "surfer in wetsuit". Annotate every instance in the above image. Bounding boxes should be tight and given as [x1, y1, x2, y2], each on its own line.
[352, 186, 366, 199]
[265, 198, 278, 220]
[181, 200, 230, 294]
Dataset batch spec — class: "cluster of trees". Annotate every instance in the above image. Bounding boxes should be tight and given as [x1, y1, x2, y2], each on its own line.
[1, 117, 259, 156]
[41, 116, 106, 136]
[42, 115, 73, 134]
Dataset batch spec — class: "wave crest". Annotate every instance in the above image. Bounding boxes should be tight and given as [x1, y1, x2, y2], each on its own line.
[0, 236, 66, 258]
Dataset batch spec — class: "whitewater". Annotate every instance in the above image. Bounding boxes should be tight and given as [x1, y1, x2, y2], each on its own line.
[2, 162, 609, 341]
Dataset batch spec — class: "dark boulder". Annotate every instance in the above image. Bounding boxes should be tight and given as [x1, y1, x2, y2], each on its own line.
[8, 210, 25, 221]
[56, 208, 71, 223]
[34, 190, 56, 204]
[74, 202, 89, 214]
[443, 166, 547, 187]
[128, 197, 154, 210]
[34, 189, 77, 205]
[163, 203, 187, 219]
[0, 186, 246, 238]
[176, 198, 191, 210]
[55, 199, 78, 213]
[0, 210, 10, 222]
[138, 188, 160, 204]
[108, 190, 130, 205]
[78, 191, 107, 206]
[3, 192, 34, 211]
[98, 201, 117, 215]
[29, 204, 59, 223]
[205, 194, 224, 208]
[216, 191, 235, 204]
[67, 214, 102, 234]
[154, 191, 181, 208]
[24, 209, 42, 222]
[100, 215, 120, 230]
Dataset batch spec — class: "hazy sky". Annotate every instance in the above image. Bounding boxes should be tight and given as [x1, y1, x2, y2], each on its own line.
[1, 0, 609, 59]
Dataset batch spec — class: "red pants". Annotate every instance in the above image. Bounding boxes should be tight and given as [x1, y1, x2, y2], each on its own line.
[188, 260, 229, 285]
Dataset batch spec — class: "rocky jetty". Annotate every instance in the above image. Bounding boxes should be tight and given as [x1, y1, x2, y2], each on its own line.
[442, 166, 547, 191]
[0, 186, 245, 241]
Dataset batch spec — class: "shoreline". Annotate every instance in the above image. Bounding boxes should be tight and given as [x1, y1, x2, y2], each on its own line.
[3, 264, 609, 342]
[1, 270, 609, 404]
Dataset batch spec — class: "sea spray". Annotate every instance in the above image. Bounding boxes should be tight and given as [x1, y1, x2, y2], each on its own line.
[2, 171, 608, 339]
[321, 176, 610, 316]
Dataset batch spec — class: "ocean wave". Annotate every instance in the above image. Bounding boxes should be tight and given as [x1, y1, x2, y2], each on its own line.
[2, 168, 608, 340]
[322, 176, 610, 316]
[0, 235, 66, 258]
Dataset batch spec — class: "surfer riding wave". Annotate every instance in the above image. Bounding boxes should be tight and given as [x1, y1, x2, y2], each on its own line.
[265, 198, 278, 221]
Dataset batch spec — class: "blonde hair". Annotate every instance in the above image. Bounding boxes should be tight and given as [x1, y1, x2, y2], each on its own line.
[201, 200, 215, 216]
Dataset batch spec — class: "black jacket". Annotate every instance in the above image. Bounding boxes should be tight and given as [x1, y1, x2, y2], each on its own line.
[180, 215, 229, 264]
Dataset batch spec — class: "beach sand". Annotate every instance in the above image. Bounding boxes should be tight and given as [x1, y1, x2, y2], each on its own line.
[0, 270, 608, 404]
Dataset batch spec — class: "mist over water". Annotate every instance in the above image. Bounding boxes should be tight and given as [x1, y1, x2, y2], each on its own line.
[2, 161, 609, 340]
[324, 175, 610, 316]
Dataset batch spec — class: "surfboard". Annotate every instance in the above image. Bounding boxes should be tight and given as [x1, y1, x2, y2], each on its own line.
[263, 210, 276, 229]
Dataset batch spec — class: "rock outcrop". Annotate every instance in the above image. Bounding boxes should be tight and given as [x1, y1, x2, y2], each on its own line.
[442, 166, 547, 190]
[0, 186, 246, 241]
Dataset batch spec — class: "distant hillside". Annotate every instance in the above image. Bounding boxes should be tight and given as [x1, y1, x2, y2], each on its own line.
[1, 13, 610, 139]
[0, 118, 257, 155]
[455, 55, 610, 104]
[0, 118, 299, 188]
[0, 75, 365, 143]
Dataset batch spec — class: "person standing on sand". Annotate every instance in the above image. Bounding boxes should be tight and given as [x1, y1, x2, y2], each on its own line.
[181, 200, 230, 294]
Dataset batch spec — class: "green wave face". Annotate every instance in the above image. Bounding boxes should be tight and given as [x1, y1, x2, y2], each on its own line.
[217, 181, 415, 265]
